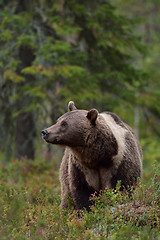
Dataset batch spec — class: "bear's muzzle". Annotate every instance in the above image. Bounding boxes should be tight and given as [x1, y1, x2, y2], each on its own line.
[41, 129, 49, 139]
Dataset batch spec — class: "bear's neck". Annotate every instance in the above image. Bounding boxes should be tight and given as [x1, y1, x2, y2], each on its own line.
[70, 132, 118, 169]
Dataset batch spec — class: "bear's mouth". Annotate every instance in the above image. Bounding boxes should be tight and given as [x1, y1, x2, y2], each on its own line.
[42, 134, 48, 140]
[41, 132, 60, 144]
[41, 134, 51, 143]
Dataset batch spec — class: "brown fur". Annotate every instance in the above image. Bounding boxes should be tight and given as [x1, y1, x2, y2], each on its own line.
[42, 101, 143, 211]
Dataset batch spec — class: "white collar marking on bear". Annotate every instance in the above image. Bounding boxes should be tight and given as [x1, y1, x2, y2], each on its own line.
[100, 113, 127, 164]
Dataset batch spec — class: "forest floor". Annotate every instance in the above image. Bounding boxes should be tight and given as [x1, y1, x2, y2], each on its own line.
[0, 158, 159, 239]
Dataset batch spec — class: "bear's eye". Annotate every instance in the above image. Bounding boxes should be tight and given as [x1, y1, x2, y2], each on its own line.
[61, 121, 67, 129]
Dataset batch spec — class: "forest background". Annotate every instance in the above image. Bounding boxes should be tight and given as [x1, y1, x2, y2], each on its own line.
[0, 0, 159, 239]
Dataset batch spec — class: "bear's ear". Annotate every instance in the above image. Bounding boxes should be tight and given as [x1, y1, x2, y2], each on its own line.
[68, 101, 77, 112]
[87, 109, 98, 125]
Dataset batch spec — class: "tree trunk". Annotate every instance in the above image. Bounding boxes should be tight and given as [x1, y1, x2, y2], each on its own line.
[15, 44, 36, 160]
[15, 111, 35, 160]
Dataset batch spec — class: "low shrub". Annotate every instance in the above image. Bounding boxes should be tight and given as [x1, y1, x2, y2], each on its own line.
[0, 158, 159, 239]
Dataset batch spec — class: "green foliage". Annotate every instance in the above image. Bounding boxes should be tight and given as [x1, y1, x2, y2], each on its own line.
[4, 70, 25, 83]
[114, 0, 160, 134]
[0, 0, 149, 160]
[0, 158, 159, 239]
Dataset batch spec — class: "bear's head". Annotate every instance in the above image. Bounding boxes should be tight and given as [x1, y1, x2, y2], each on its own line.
[41, 101, 98, 147]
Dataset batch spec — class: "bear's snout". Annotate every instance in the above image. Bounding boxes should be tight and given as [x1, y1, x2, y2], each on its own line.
[41, 129, 49, 139]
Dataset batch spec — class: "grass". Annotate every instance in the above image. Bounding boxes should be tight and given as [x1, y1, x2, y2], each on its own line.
[0, 158, 159, 239]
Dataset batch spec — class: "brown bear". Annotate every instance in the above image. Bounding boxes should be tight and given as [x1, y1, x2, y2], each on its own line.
[42, 101, 143, 211]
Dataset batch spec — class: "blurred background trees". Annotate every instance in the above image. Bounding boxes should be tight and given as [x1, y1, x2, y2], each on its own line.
[0, 0, 159, 175]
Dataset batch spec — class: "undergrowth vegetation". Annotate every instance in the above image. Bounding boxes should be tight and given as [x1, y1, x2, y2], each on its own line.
[0, 158, 159, 239]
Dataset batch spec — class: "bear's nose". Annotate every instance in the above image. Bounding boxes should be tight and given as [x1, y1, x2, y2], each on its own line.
[41, 129, 49, 138]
